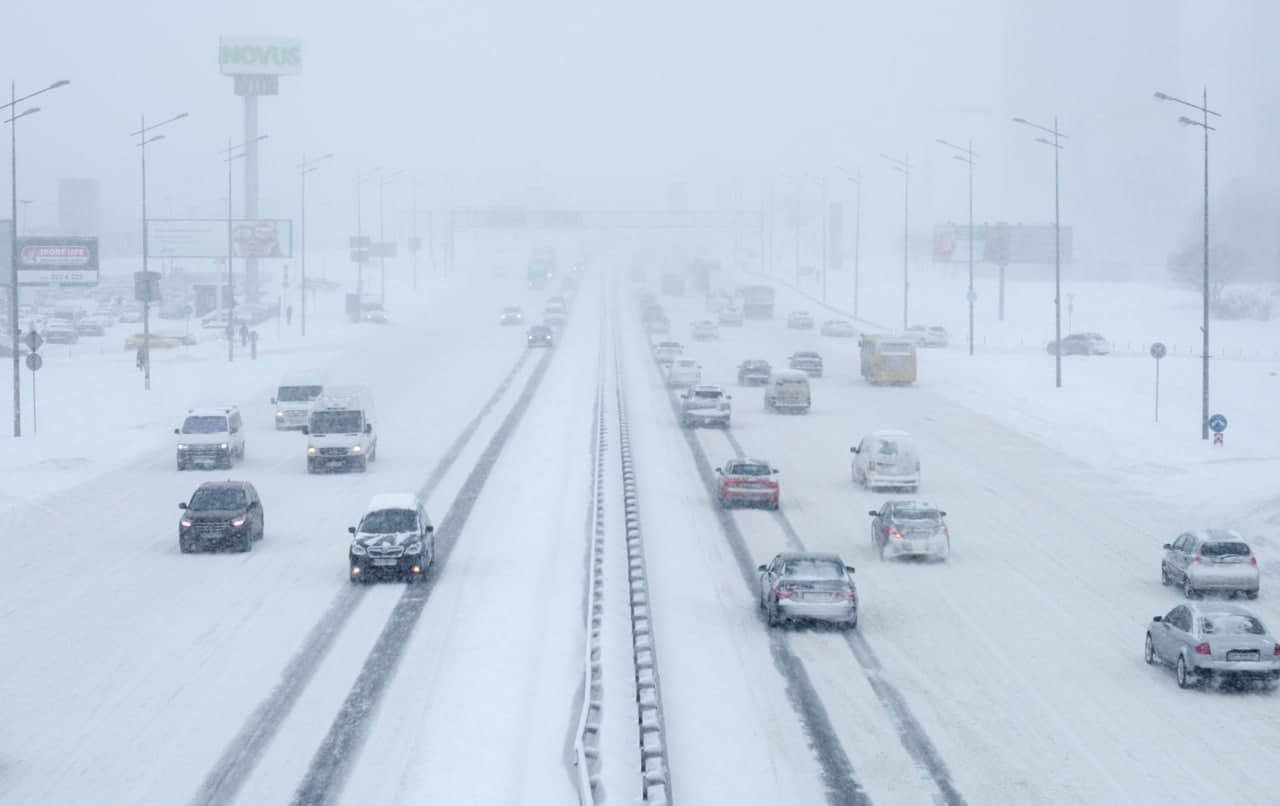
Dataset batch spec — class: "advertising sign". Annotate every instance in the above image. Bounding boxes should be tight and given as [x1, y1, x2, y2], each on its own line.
[14, 237, 100, 286]
[219, 36, 302, 76]
[933, 222, 1073, 265]
[147, 219, 293, 259]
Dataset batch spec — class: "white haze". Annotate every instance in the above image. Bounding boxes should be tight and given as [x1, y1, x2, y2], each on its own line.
[2, 0, 1277, 270]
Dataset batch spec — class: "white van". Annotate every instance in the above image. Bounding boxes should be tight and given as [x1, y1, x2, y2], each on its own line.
[764, 369, 811, 413]
[666, 358, 702, 388]
[175, 406, 246, 470]
[850, 430, 920, 492]
[272, 374, 325, 430]
[303, 386, 378, 473]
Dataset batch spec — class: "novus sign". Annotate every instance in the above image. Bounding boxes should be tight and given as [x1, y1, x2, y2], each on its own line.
[219, 37, 302, 76]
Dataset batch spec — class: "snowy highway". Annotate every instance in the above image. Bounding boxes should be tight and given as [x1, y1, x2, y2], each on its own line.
[2, 268, 1279, 806]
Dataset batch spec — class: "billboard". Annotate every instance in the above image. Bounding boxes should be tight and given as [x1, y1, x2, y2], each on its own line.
[147, 219, 293, 259]
[219, 36, 302, 76]
[933, 222, 1072, 265]
[13, 237, 100, 286]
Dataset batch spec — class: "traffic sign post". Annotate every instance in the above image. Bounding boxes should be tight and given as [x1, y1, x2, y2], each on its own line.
[1150, 342, 1167, 423]
[1208, 413, 1227, 446]
[24, 348, 42, 433]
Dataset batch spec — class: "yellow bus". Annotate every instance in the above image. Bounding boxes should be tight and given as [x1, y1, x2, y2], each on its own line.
[860, 334, 917, 384]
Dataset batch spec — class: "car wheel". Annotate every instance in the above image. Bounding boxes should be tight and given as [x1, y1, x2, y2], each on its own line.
[1144, 634, 1157, 665]
[355, 457, 368, 473]
[177, 461, 186, 471]
[766, 603, 780, 628]
[1246, 590, 1259, 600]
[306, 460, 317, 474]
[1176, 655, 1195, 689]
[179, 537, 194, 554]
[1183, 576, 1197, 599]
[844, 613, 858, 630]
[237, 531, 252, 553]
[769, 499, 779, 511]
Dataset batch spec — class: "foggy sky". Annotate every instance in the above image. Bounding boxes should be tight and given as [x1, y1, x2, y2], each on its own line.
[2, 0, 1275, 267]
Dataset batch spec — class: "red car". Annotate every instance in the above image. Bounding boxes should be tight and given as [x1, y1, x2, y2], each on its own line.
[715, 458, 780, 509]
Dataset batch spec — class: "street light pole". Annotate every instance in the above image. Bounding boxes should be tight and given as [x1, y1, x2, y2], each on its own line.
[880, 153, 911, 330]
[6, 77, 69, 437]
[223, 134, 268, 361]
[298, 152, 334, 338]
[938, 138, 978, 356]
[1013, 116, 1069, 388]
[1155, 88, 1220, 440]
[838, 168, 862, 319]
[131, 111, 188, 391]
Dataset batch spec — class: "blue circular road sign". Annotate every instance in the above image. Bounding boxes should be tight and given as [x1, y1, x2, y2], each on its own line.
[1150, 342, 1167, 360]
[183, 305, 194, 318]
[1208, 414, 1228, 433]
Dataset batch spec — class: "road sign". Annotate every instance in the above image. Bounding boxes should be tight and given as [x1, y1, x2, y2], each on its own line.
[966, 289, 977, 303]
[183, 304, 194, 318]
[1208, 414, 1228, 433]
[1150, 342, 1167, 360]
[25, 353, 42, 371]
[23, 328, 43, 352]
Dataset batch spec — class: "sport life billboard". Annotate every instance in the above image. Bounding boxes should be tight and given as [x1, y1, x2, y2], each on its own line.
[148, 219, 294, 259]
[12, 237, 100, 286]
[219, 36, 302, 76]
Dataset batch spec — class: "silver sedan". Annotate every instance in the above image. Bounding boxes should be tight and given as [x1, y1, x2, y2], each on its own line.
[1161, 530, 1260, 599]
[1145, 602, 1280, 689]
[757, 552, 857, 629]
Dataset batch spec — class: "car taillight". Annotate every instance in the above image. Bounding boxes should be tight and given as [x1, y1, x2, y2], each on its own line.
[887, 528, 903, 541]
[915, 461, 921, 472]
[867, 461, 877, 471]
[1250, 556, 1258, 566]
[1193, 555, 1201, 564]
[764, 479, 778, 489]
[720, 403, 730, 411]
[1274, 644, 1280, 657]
[839, 588, 857, 601]
[776, 586, 797, 600]
[1194, 642, 1212, 656]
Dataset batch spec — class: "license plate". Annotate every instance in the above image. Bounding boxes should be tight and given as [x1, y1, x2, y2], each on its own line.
[1227, 650, 1259, 661]
[803, 592, 834, 602]
[372, 559, 397, 567]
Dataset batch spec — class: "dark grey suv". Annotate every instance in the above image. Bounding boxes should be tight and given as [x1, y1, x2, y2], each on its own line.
[179, 481, 264, 553]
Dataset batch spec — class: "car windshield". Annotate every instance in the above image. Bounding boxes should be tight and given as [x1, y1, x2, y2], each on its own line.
[693, 389, 722, 399]
[360, 509, 418, 534]
[188, 488, 247, 511]
[729, 463, 770, 476]
[182, 416, 228, 434]
[1201, 542, 1251, 558]
[743, 361, 768, 369]
[878, 341, 915, 356]
[1200, 614, 1265, 635]
[795, 353, 819, 359]
[310, 411, 362, 434]
[782, 559, 844, 579]
[876, 441, 901, 456]
[277, 385, 322, 403]
[896, 509, 942, 523]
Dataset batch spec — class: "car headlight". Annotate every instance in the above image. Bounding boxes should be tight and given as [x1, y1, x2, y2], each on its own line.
[307, 446, 318, 455]
[404, 541, 423, 554]
[231, 516, 247, 528]
[219, 443, 229, 450]
[275, 411, 284, 418]
[351, 445, 362, 453]
[350, 544, 367, 556]
[177, 443, 189, 451]
[180, 519, 192, 528]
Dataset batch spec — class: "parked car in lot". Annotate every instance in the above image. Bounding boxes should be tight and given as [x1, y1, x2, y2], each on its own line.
[76, 317, 107, 337]
[43, 321, 79, 344]
[1161, 531, 1260, 599]
[788, 351, 824, 378]
[118, 305, 144, 324]
[716, 457, 779, 509]
[786, 310, 815, 329]
[764, 369, 811, 413]
[868, 500, 950, 561]
[821, 319, 857, 338]
[1047, 332, 1110, 356]
[348, 493, 435, 583]
[653, 340, 683, 366]
[499, 306, 524, 325]
[666, 358, 702, 388]
[757, 552, 857, 628]
[178, 480, 264, 553]
[718, 307, 744, 327]
[737, 359, 772, 386]
[527, 325, 554, 347]
[690, 319, 720, 340]
[851, 430, 920, 491]
[905, 325, 950, 347]
[679, 384, 732, 428]
[1145, 602, 1280, 689]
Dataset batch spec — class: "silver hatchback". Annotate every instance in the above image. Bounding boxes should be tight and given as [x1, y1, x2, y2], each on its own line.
[1161, 530, 1259, 599]
[1145, 602, 1280, 689]
[757, 552, 857, 629]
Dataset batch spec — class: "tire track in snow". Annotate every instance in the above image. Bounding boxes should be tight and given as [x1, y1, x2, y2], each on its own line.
[288, 344, 555, 806]
[189, 349, 533, 806]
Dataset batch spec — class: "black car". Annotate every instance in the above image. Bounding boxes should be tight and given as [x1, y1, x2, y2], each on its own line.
[789, 351, 824, 378]
[179, 481, 264, 553]
[527, 325, 554, 347]
[738, 359, 772, 385]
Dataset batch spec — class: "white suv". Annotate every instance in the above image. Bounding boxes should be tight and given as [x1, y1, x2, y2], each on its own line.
[175, 407, 246, 470]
